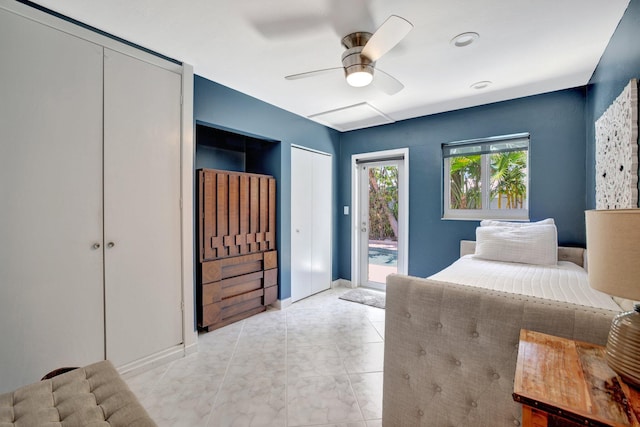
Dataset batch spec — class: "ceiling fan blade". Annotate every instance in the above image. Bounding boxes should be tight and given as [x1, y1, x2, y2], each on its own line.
[373, 68, 404, 95]
[285, 67, 343, 80]
[361, 15, 413, 62]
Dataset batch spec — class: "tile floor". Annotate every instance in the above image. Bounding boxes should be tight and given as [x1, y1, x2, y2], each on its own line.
[125, 286, 386, 427]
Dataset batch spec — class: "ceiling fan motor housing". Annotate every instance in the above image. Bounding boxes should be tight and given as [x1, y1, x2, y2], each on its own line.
[341, 32, 375, 84]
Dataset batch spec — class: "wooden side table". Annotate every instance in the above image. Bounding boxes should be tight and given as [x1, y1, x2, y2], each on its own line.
[513, 330, 640, 427]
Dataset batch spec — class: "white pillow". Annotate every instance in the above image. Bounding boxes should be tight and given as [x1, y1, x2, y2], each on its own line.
[480, 218, 555, 227]
[474, 224, 558, 265]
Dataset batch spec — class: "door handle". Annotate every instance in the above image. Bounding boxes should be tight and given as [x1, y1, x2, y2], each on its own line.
[92, 243, 101, 250]
[107, 242, 115, 248]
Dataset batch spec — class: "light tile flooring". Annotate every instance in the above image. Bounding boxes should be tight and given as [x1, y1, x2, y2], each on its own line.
[125, 287, 385, 427]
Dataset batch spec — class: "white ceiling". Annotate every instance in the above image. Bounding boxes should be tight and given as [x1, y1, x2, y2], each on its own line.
[30, 0, 630, 132]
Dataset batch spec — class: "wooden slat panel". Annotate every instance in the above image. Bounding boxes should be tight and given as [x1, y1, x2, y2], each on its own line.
[249, 176, 259, 252]
[220, 271, 264, 299]
[201, 302, 221, 327]
[222, 279, 263, 299]
[264, 268, 278, 287]
[264, 250, 278, 270]
[267, 178, 276, 251]
[216, 172, 229, 258]
[239, 174, 249, 255]
[259, 177, 268, 252]
[221, 292, 264, 318]
[202, 282, 222, 305]
[228, 174, 240, 257]
[264, 285, 277, 306]
[204, 306, 265, 332]
[221, 288, 264, 309]
[201, 170, 217, 261]
[222, 261, 263, 279]
[201, 252, 264, 284]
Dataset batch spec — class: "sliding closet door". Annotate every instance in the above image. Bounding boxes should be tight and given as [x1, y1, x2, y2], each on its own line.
[291, 146, 332, 302]
[103, 49, 183, 367]
[0, 9, 104, 392]
[310, 152, 332, 294]
[291, 147, 314, 302]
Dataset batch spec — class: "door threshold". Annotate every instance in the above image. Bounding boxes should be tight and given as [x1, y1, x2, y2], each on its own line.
[362, 283, 386, 292]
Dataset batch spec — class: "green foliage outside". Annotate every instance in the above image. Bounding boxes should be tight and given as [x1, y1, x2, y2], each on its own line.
[449, 151, 527, 210]
[450, 154, 482, 209]
[369, 166, 398, 240]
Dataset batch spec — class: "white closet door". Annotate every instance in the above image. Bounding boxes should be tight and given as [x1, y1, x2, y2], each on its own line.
[291, 147, 313, 302]
[311, 153, 332, 294]
[0, 9, 104, 392]
[291, 147, 332, 302]
[103, 49, 183, 367]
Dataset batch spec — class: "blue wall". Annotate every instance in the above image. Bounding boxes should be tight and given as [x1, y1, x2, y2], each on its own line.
[194, 0, 640, 291]
[194, 76, 341, 300]
[339, 89, 587, 278]
[586, 0, 640, 208]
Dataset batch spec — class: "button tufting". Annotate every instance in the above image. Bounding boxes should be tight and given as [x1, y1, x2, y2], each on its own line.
[513, 419, 520, 426]
[454, 359, 461, 366]
[493, 373, 500, 380]
[404, 373, 410, 380]
[406, 312, 412, 318]
[436, 322, 443, 329]
[472, 332, 479, 338]
[420, 349, 426, 356]
[418, 409, 424, 417]
[471, 401, 477, 408]
[435, 385, 442, 393]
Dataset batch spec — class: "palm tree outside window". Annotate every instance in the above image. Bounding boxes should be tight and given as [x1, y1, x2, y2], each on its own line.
[443, 134, 529, 220]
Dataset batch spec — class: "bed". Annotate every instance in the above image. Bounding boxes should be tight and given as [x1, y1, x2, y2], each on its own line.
[382, 220, 621, 426]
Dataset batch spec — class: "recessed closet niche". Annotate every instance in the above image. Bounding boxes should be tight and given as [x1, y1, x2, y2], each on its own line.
[195, 124, 280, 331]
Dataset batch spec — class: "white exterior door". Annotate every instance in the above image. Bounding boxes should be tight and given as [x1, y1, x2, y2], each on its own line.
[103, 49, 183, 367]
[0, 8, 105, 392]
[291, 146, 332, 302]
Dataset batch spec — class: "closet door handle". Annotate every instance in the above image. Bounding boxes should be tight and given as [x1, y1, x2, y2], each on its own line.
[107, 242, 115, 248]
[92, 243, 101, 250]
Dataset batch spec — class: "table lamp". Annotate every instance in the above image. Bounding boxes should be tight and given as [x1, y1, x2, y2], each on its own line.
[585, 208, 640, 388]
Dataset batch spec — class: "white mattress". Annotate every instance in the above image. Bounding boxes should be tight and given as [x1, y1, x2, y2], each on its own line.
[429, 255, 621, 311]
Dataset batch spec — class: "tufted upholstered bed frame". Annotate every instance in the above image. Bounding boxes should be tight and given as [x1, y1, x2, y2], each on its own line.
[382, 241, 617, 426]
[0, 360, 155, 426]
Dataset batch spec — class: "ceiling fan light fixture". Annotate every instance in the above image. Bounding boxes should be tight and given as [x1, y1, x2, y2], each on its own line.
[346, 68, 374, 87]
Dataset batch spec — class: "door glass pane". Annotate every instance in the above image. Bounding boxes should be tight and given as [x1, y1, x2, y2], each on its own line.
[367, 165, 398, 284]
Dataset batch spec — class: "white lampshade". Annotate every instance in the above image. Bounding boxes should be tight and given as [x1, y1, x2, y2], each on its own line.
[585, 209, 640, 301]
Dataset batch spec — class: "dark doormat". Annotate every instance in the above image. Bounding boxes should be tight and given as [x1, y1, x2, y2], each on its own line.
[339, 288, 386, 309]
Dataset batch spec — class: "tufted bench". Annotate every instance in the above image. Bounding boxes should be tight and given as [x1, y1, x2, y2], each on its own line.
[0, 360, 156, 427]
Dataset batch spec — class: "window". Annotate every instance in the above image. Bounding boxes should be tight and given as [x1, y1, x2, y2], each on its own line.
[443, 133, 529, 220]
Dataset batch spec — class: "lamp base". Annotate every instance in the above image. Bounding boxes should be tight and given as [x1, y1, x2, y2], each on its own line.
[605, 304, 640, 388]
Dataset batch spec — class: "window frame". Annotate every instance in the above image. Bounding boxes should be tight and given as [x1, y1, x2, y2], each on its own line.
[442, 133, 530, 221]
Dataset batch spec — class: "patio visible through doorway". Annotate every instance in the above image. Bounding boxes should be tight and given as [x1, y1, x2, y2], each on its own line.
[368, 239, 397, 284]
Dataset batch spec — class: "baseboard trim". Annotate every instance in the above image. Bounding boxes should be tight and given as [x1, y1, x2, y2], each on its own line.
[273, 298, 292, 310]
[184, 341, 198, 357]
[118, 345, 184, 379]
[333, 279, 355, 289]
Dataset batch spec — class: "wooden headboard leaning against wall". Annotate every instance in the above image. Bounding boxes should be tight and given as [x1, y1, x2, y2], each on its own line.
[459, 240, 587, 268]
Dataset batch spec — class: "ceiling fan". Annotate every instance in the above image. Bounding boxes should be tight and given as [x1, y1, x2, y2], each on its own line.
[285, 15, 413, 95]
